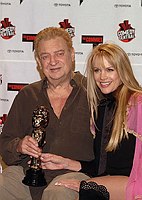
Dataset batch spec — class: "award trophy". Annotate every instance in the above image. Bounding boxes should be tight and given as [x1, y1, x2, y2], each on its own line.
[22, 105, 49, 187]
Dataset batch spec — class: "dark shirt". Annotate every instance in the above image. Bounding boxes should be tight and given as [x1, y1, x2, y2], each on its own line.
[0, 71, 94, 199]
[107, 135, 135, 176]
[80, 94, 136, 177]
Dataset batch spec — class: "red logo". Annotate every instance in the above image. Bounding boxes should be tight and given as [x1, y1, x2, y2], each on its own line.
[59, 19, 75, 38]
[7, 83, 28, 91]
[117, 20, 135, 42]
[0, 114, 7, 134]
[22, 34, 37, 51]
[0, 114, 7, 125]
[82, 35, 103, 47]
[0, 18, 16, 39]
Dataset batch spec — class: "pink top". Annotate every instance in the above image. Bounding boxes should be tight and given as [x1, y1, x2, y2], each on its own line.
[126, 94, 142, 200]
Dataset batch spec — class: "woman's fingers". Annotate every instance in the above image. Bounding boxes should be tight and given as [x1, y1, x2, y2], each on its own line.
[55, 179, 80, 192]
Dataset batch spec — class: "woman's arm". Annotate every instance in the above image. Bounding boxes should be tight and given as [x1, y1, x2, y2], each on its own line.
[55, 175, 128, 200]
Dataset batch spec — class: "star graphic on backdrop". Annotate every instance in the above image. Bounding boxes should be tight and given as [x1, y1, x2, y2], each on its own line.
[20, 0, 24, 4]
[79, 0, 84, 5]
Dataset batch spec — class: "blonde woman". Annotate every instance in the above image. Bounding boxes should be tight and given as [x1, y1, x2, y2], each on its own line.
[55, 43, 142, 200]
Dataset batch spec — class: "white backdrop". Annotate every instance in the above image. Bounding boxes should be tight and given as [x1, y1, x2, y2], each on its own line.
[0, 0, 142, 130]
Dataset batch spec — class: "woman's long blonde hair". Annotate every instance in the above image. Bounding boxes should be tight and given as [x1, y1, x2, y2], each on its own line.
[87, 43, 142, 151]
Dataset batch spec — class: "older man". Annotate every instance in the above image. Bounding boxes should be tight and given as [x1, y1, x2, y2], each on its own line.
[0, 27, 94, 200]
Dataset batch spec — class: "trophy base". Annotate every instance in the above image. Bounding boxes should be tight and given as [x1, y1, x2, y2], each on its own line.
[22, 168, 47, 187]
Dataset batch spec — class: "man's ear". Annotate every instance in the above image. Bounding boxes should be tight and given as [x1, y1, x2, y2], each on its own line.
[36, 57, 42, 69]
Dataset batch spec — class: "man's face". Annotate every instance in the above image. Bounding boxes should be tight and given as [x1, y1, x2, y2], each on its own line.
[37, 37, 74, 85]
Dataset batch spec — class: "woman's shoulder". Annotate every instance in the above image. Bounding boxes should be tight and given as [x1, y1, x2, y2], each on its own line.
[126, 92, 142, 142]
[129, 92, 142, 105]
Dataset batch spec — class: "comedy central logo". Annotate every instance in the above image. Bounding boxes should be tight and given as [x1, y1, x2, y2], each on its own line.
[117, 20, 135, 42]
[59, 19, 75, 38]
[0, 114, 7, 134]
[0, 18, 16, 39]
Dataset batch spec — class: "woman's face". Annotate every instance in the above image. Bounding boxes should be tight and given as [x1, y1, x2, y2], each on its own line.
[93, 57, 122, 94]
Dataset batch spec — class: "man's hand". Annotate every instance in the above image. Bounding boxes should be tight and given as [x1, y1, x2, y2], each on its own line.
[40, 153, 69, 170]
[16, 135, 41, 158]
[40, 153, 81, 171]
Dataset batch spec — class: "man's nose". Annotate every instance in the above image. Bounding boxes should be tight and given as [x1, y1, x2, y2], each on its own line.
[50, 54, 58, 65]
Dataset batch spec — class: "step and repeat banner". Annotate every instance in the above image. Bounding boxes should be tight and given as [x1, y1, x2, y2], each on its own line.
[0, 0, 142, 131]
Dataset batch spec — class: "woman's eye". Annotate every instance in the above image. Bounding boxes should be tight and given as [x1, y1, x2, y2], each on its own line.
[107, 68, 114, 72]
[93, 68, 100, 73]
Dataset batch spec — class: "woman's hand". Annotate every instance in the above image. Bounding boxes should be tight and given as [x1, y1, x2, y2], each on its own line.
[55, 179, 81, 192]
[40, 153, 81, 171]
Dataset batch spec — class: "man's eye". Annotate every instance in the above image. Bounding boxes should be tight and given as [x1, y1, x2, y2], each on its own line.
[56, 51, 64, 57]
[41, 55, 49, 60]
